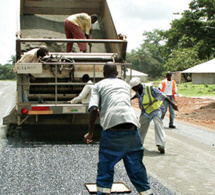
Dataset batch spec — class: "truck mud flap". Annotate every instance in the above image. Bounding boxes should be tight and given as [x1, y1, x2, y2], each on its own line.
[3, 107, 17, 125]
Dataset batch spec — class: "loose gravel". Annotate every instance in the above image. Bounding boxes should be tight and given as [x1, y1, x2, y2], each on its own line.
[0, 135, 176, 195]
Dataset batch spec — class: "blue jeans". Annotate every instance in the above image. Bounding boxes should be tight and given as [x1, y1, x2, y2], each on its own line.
[96, 128, 151, 194]
[162, 96, 175, 126]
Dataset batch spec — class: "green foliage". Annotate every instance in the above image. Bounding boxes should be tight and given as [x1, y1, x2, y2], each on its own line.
[0, 55, 16, 80]
[127, 29, 166, 78]
[177, 83, 215, 96]
[164, 0, 215, 60]
[127, 0, 215, 78]
[197, 89, 203, 94]
[0, 64, 16, 80]
[8, 55, 16, 65]
[163, 48, 202, 71]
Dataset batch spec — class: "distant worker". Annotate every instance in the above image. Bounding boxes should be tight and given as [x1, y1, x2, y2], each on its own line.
[158, 72, 177, 128]
[130, 77, 178, 154]
[84, 63, 153, 195]
[64, 13, 98, 52]
[14, 45, 49, 102]
[67, 74, 93, 104]
[117, 33, 127, 40]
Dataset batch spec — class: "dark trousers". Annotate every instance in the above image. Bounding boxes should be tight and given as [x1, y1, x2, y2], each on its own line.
[64, 19, 87, 52]
[96, 128, 151, 194]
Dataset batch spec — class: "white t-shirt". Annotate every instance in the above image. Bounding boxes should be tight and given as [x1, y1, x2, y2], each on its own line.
[70, 80, 93, 104]
[158, 79, 177, 96]
[14, 48, 40, 72]
[89, 78, 140, 130]
[17, 48, 39, 63]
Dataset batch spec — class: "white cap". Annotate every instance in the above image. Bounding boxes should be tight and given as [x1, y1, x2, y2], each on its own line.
[129, 77, 141, 88]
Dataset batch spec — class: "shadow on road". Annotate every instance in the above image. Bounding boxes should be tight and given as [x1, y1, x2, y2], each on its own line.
[6, 124, 101, 148]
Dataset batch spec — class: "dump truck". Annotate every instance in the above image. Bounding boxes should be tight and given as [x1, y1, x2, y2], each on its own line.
[3, 0, 131, 138]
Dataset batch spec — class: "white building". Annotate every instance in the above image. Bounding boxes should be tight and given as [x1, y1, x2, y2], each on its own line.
[126, 68, 148, 83]
[183, 59, 215, 84]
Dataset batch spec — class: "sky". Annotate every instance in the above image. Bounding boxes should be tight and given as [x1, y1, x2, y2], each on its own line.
[0, 0, 191, 65]
[108, 0, 191, 51]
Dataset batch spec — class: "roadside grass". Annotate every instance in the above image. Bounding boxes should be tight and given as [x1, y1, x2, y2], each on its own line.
[177, 83, 215, 97]
[150, 80, 215, 97]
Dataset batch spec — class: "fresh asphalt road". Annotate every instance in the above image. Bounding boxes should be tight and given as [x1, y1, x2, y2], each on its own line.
[135, 108, 215, 195]
[0, 81, 215, 195]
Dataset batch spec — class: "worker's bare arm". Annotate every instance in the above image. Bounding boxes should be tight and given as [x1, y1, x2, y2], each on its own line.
[165, 97, 179, 111]
[84, 106, 98, 144]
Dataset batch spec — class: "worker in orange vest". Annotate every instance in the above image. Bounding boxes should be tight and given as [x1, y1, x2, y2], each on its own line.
[158, 72, 177, 128]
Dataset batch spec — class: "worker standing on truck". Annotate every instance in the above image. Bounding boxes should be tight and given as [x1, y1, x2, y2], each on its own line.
[64, 13, 98, 52]
[14, 45, 49, 102]
[66, 74, 93, 104]
[84, 62, 153, 195]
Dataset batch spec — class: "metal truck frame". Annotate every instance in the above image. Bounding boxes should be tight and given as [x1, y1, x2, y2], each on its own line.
[3, 0, 132, 137]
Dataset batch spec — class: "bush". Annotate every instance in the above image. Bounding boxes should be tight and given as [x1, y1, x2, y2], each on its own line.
[0, 64, 16, 80]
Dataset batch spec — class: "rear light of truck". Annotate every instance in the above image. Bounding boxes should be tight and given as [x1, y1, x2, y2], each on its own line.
[32, 106, 50, 111]
[21, 108, 28, 114]
[29, 106, 53, 115]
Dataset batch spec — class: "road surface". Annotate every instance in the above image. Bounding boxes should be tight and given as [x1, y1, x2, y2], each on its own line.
[144, 118, 215, 194]
[0, 81, 215, 195]
[0, 81, 16, 147]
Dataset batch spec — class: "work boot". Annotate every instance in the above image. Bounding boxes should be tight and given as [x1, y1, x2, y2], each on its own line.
[169, 125, 176, 128]
[157, 145, 165, 154]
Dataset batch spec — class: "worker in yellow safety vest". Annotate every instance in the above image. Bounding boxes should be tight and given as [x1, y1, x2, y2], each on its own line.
[130, 77, 178, 154]
[158, 72, 177, 128]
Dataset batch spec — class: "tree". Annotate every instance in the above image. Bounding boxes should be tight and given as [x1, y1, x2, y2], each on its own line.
[0, 64, 16, 80]
[8, 55, 16, 65]
[163, 48, 202, 72]
[164, 0, 215, 60]
[0, 55, 16, 80]
[127, 30, 166, 78]
[127, 0, 215, 78]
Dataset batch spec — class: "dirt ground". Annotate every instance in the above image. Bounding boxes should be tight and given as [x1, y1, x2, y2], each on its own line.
[131, 96, 215, 131]
[174, 96, 215, 131]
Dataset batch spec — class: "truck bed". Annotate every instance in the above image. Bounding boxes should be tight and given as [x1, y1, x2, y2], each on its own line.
[21, 14, 109, 53]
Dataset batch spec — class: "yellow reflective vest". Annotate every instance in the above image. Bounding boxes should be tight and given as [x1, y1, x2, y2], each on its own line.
[143, 85, 163, 114]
